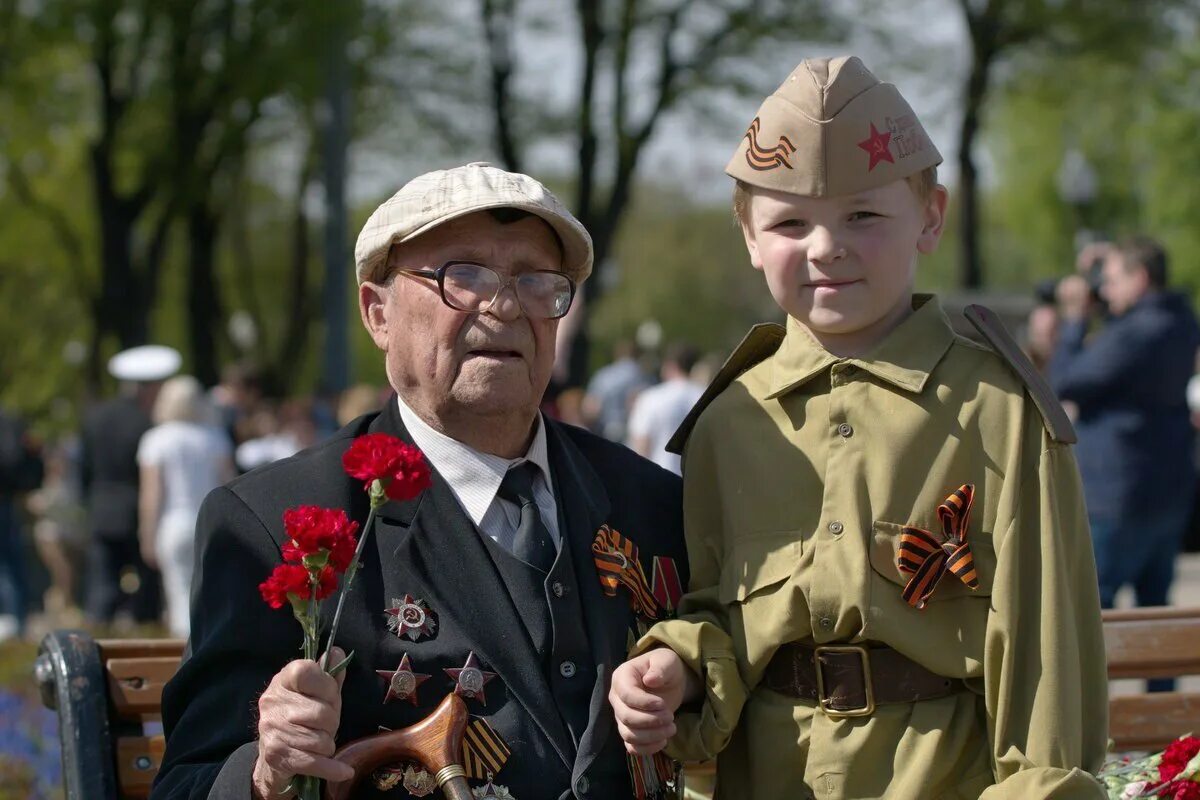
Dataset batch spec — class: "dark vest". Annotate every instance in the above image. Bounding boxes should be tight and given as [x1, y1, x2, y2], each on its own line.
[480, 506, 597, 749]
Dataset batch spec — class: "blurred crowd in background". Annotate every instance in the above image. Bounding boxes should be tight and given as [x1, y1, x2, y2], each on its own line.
[0, 337, 724, 643]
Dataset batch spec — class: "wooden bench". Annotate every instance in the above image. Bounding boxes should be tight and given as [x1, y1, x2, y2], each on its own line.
[35, 630, 185, 800]
[1102, 606, 1200, 751]
[34, 608, 1200, 798]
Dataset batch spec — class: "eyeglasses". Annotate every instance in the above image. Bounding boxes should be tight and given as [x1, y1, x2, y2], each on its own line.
[396, 261, 576, 320]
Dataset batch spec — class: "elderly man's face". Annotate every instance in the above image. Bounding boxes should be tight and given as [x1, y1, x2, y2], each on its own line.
[361, 211, 564, 425]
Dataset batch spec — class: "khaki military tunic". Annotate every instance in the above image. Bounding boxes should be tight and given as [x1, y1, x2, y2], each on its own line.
[638, 296, 1108, 799]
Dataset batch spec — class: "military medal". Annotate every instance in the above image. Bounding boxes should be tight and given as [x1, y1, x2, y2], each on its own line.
[472, 774, 516, 799]
[372, 764, 405, 791]
[592, 525, 659, 620]
[385, 594, 438, 641]
[376, 653, 431, 706]
[446, 651, 497, 706]
[461, 717, 511, 780]
[402, 764, 437, 797]
[651, 556, 683, 617]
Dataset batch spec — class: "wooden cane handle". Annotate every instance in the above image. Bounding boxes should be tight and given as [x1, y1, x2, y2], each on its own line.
[324, 693, 470, 800]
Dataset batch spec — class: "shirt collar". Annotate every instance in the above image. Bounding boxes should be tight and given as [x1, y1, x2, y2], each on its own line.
[394, 395, 554, 526]
[767, 294, 955, 399]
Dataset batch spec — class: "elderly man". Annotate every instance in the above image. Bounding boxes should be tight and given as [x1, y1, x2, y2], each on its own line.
[151, 163, 687, 800]
[1052, 237, 1200, 628]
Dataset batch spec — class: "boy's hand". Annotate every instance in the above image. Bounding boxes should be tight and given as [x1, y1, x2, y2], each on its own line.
[609, 648, 701, 755]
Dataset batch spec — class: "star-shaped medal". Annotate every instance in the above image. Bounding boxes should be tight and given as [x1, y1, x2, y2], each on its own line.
[472, 775, 516, 800]
[385, 594, 438, 641]
[445, 651, 497, 706]
[376, 653, 431, 706]
[857, 121, 895, 171]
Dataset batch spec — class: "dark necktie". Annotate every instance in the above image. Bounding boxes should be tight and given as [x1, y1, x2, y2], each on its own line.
[496, 461, 557, 574]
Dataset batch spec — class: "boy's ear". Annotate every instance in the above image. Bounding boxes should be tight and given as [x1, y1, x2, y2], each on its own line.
[917, 185, 949, 255]
[358, 280, 392, 351]
[738, 214, 766, 272]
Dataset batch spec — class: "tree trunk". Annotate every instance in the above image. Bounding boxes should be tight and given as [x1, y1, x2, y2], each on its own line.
[91, 145, 149, 352]
[186, 204, 222, 386]
[958, 31, 994, 290]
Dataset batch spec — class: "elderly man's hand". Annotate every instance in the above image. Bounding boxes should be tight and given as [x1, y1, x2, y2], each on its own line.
[251, 648, 354, 800]
[609, 648, 700, 756]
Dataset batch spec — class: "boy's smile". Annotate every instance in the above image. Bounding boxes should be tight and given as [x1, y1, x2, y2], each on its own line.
[740, 179, 947, 357]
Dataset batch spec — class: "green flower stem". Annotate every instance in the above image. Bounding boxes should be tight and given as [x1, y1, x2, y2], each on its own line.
[320, 494, 382, 672]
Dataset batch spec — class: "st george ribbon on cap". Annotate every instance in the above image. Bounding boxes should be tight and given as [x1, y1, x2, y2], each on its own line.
[107, 345, 182, 382]
[725, 56, 942, 197]
[353, 162, 594, 286]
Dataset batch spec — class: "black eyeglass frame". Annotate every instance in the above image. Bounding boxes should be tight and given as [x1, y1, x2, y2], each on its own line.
[395, 261, 577, 320]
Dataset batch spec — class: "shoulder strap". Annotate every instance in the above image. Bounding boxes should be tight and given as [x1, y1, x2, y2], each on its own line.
[666, 323, 786, 455]
[964, 304, 1076, 444]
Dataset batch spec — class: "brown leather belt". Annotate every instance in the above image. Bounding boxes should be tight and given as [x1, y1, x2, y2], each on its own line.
[762, 641, 962, 718]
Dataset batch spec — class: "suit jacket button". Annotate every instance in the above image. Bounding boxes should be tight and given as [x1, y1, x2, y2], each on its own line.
[552, 581, 566, 598]
[576, 775, 589, 795]
[559, 660, 577, 678]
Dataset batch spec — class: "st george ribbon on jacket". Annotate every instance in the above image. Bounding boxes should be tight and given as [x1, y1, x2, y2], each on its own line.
[496, 461, 557, 574]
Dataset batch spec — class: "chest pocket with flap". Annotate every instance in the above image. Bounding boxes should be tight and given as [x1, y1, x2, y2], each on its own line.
[718, 534, 802, 604]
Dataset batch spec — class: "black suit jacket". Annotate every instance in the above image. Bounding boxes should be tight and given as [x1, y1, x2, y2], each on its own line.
[81, 396, 151, 539]
[151, 400, 686, 799]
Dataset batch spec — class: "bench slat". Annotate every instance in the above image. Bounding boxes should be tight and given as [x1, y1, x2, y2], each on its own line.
[116, 735, 165, 799]
[1103, 618, 1200, 679]
[1109, 693, 1200, 752]
[106, 657, 181, 719]
[97, 639, 187, 661]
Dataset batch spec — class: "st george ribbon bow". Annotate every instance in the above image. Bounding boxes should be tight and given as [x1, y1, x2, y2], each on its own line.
[897, 484, 980, 609]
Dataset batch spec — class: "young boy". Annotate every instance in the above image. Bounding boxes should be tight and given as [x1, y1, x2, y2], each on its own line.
[609, 56, 1108, 799]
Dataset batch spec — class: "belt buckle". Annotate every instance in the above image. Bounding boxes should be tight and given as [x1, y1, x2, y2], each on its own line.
[813, 644, 875, 719]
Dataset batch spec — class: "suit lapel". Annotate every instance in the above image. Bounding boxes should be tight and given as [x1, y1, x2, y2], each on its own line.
[545, 421, 631, 777]
[363, 399, 573, 771]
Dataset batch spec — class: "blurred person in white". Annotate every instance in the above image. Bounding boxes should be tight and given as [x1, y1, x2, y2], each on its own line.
[138, 376, 235, 637]
[234, 399, 318, 473]
[627, 341, 704, 474]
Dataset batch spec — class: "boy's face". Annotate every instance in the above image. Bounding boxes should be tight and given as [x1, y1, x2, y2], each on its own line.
[739, 179, 947, 352]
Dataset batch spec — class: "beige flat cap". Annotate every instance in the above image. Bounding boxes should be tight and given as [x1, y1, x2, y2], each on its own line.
[354, 162, 593, 284]
[726, 56, 942, 196]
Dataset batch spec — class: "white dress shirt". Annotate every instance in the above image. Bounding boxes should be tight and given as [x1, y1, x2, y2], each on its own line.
[395, 396, 560, 552]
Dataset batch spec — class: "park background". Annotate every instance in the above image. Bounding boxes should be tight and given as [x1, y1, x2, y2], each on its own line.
[3, 0, 1200, 797]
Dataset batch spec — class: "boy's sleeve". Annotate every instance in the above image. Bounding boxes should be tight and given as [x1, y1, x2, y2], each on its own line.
[978, 437, 1108, 799]
[630, 414, 749, 763]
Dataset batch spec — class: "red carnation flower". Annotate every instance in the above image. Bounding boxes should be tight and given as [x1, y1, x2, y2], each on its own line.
[1160, 737, 1200, 784]
[282, 506, 360, 569]
[259, 563, 312, 609]
[342, 433, 431, 501]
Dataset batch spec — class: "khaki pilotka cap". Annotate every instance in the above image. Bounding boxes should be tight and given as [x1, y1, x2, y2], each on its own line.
[726, 56, 942, 196]
[355, 162, 594, 285]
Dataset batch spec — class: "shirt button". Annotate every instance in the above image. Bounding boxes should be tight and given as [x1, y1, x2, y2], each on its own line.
[576, 776, 590, 795]
[552, 581, 566, 598]
[828, 520, 844, 535]
[560, 660, 577, 678]
[837, 422, 854, 438]
[819, 616, 834, 630]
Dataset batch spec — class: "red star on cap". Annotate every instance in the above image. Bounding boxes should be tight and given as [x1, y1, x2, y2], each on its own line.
[445, 651, 497, 706]
[376, 653, 431, 706]
[857, 122, 894, 171]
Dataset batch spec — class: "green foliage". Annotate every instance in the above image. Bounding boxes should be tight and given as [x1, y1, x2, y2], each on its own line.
[589, 185, 779, 365]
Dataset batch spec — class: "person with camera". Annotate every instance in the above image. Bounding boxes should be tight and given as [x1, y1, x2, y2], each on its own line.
[1051, 238, 1200, 649]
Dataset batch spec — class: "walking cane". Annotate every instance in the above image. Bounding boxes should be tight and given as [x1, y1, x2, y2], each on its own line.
[324, 692, 473, 800]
